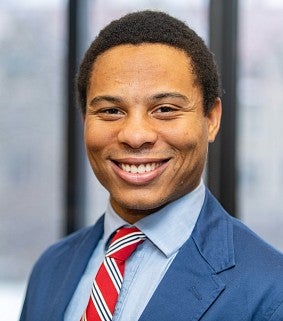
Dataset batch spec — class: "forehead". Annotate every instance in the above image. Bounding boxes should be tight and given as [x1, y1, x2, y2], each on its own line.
[92, 43, 193, 76]
[88, 43, 201, 101]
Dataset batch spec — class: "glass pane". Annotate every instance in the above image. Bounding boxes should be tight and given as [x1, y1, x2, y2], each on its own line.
[238, 0, 283, 251]
[85, 0, 209, 225]
[0, 1, 66, 319]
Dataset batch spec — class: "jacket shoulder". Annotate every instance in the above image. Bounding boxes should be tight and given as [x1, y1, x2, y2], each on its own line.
[19, 216, 104, 321]
[231, 215, 283, 274]
[32, 215, 104, 276]
[194, 191, 283, 320]
[37, 225, 95, 263]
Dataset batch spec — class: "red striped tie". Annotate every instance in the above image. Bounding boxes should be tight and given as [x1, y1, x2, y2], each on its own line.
[81, 227, 146, 321]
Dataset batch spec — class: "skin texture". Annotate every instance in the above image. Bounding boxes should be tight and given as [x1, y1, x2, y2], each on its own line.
[84, 44, 221, 223]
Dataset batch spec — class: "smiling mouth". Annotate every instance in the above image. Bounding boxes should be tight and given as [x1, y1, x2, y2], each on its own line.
[110, 158, 170, 185]
[119, 162, 163, 174]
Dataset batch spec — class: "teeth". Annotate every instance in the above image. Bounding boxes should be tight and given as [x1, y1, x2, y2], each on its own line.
[146, 164, 152, 172]
[131, 165, 138, 174]
[137, 164, 145, 173]
[121, 162, 161, 174]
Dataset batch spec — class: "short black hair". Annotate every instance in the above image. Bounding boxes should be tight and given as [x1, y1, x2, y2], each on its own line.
[77, 10, 221, 115]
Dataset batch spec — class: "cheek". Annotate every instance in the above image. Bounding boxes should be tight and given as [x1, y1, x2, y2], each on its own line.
[84, 122, 112, 152]
[166, 127, 202, 152]
[170, 128, 208, 168]
[84, 134, 101, 153]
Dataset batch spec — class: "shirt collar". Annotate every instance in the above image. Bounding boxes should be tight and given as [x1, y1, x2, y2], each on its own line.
[103, 180, 205, 257]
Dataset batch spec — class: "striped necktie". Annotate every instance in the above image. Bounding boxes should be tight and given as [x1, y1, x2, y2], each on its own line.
[81, 227, 146, 321]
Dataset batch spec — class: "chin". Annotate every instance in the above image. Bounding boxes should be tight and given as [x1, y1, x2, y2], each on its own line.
[117, 196, 169, 213]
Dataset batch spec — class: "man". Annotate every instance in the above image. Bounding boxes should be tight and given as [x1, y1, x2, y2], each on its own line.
[20, 11, 283, 321]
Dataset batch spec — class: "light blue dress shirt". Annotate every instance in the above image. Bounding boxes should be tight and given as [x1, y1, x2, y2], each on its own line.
[65, 181, 205, 321]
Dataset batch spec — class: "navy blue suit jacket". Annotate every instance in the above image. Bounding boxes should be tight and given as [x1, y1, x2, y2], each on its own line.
[20, 190, 283, 320]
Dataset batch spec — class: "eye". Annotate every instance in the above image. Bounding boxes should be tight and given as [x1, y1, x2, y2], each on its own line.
[101, 108, 123, 115]
[96, 107, 125, 120]
[155, 106, 176, 113]
[152, 105, 180, 120]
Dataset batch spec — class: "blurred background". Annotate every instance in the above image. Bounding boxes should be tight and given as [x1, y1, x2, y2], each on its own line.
[1, 0, 283, 319]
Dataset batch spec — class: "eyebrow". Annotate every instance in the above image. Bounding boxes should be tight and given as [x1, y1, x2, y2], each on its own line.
[89, 95, 123, 106]
[89, 91, 190, 106]
[149, 92, 189, 103]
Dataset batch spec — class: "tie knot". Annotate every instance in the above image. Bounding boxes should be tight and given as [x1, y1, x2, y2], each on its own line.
[106, 227, 146, 261]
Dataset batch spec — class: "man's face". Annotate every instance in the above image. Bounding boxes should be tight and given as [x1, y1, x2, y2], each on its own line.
[84, 43, 221, 223]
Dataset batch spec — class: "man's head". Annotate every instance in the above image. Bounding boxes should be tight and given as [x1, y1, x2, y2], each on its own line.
[80, 11, 222, 223]
[77, 10, 221, 116]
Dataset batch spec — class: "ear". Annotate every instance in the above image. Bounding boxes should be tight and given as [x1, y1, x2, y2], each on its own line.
[206, 98, 222, 143]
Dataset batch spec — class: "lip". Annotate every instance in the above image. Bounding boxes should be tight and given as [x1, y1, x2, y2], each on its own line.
[110, 158, 170, 185]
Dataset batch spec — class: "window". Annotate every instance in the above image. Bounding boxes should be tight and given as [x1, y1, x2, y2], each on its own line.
[0, 1, 66, 319]
[238, 0, 283, 251]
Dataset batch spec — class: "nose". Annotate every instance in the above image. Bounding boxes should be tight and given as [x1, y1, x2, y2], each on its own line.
[117, 114, 158, 149]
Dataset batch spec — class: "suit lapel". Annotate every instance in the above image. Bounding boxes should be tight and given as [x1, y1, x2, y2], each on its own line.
[139, 237, 226, 321]
[139, 190, 235, 321]
[50, 216, 104, 320]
